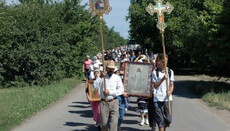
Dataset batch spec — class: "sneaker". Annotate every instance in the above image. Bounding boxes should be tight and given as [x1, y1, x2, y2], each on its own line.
[96, 122, 100, 127]
[145, 118, 149, 125]
[96, 122, 101, 130]
[139, 119, 144, 126]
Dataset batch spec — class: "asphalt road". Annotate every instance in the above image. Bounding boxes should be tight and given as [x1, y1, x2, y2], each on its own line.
[12, 76, 230, 131]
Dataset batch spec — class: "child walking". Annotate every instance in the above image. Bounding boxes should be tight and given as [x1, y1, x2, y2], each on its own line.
[137, 97, 149, 126]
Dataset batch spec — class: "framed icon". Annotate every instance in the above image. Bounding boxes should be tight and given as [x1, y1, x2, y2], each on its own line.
[89, 0, 112, 16]
[85, 80, 101, 102]
[123, 62, 155, 97]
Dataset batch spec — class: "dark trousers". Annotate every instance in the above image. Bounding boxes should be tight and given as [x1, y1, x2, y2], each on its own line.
[148, 97, 156, 129]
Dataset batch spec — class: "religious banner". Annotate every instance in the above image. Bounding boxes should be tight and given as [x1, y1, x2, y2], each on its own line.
[89, 0, 112, 16]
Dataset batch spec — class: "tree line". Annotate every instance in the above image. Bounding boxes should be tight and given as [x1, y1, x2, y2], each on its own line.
[128, 0, 230, 76]
[0, 0, 127, 87]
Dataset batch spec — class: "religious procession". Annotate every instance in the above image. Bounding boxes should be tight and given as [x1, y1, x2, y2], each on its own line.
[83, 46, 174, 131]
[1, 0, 230, 131]
[84, 0, 175, 130]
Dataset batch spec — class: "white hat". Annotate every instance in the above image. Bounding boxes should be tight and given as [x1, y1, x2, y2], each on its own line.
[114, 67, 119, 72]
[140, 55, 148, 61]
[121, 58, 128, 62]
[93, 56, 97, 61]
[93, 63, 100, 69]
[94, 60, 102, 65]
[94, 69, 100, 72]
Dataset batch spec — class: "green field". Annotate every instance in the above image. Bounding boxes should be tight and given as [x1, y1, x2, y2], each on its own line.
[0, 78, 81, 131]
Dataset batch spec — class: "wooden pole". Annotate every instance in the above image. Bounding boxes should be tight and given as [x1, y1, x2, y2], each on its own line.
[161, 30, 171, 115]
[99, 16, 107, 91]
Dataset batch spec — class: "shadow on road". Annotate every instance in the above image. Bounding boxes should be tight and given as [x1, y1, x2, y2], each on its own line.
[173, 80, 201, 99]
[174, 79, 230, 99]
[64, 101, 101, 131]
[120, 127, 151, 131]
[68, 110, 92, 118]
[64, 122, 100, 131]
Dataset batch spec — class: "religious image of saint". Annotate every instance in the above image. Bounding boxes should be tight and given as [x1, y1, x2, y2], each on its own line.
[129, 66, 145, 93]
[95, 0, 104, 10]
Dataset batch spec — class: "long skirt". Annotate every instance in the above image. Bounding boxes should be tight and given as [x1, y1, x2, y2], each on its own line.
[91, 101, 101, 123]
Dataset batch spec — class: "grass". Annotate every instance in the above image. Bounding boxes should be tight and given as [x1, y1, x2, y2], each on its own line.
[0, 78, 81, 131]
[190, 81, 230, 111]
[203, 91, 230, 110]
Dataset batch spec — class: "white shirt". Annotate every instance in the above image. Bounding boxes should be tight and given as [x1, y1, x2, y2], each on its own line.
[89, 64, 95, 80]
[152, 68, 174, 102]
[93, 77, 102, 89]
[98, 74, 124, 100]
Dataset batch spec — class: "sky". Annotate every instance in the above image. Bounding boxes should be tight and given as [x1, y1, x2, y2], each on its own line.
[81, 0, 130, 39]
[5, 0, 130, 39]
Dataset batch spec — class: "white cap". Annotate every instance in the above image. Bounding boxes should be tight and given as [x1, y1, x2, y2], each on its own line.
[114, 67, 119, 72]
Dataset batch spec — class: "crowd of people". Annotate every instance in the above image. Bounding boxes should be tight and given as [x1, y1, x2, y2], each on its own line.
[83, 46, 174, 131]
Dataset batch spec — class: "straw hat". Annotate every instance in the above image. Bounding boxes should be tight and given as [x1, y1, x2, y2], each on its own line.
[106, 60, 116, 69]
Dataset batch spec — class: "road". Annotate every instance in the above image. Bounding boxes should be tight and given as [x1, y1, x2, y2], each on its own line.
[12, 76, 230, 131]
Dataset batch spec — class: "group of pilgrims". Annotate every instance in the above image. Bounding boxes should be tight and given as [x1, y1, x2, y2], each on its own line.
[83, 46, 174, 131]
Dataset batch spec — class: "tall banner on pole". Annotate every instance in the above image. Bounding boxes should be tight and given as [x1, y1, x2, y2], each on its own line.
[88, 0, 112, 92]
[146, 0, 174, 115]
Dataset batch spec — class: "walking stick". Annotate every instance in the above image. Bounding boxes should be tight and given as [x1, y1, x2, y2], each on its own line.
[146, 0, 174, 115]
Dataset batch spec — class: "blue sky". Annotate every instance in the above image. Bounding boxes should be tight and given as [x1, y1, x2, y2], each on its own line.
[5, 0, 130, 39]
[81, 0, 130, 39]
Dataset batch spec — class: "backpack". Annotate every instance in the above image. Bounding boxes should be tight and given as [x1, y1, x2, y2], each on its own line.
[156, 67, 171, 79]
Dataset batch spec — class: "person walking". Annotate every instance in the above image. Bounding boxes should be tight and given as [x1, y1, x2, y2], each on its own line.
[136, 97, 149, 126]
[97, 60, 125, 131]
[91, 69, 102, 129]
[152, 53, 174, 131]
[83, 55, 92, 80]
[114, 67, 128, 131]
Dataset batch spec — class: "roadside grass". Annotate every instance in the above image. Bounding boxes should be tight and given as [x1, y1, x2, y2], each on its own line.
[0, 78, 81, 131]
[203, 92, 230, 110]
[190, 81, 230, 111]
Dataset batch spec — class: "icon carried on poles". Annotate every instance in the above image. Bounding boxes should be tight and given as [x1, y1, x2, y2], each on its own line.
[146, 0, 174, 31]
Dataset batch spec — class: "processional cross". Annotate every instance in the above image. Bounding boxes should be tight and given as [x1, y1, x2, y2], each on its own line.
[146, 0, 174, 32]
[146, 0, 174, 115]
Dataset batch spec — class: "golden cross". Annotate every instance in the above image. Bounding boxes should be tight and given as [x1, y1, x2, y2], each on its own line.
[146, 0, 174, 31]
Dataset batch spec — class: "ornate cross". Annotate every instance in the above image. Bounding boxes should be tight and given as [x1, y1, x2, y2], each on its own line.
[146, 0, 174, 31]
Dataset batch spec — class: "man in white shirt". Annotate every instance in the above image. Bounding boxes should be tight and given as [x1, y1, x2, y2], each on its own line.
[98, 60, 125, 131]
[152, 54, 174, 131]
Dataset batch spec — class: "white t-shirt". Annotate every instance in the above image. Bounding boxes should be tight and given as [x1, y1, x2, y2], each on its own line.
[152, 68, 174, 102]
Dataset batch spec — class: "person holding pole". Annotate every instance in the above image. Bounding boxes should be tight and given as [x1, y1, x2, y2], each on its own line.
[97, 60, 124, 131]
[151, 53, 174, 131]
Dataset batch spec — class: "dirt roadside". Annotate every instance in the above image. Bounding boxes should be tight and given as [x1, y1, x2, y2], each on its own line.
[176, 75, 230, 126]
